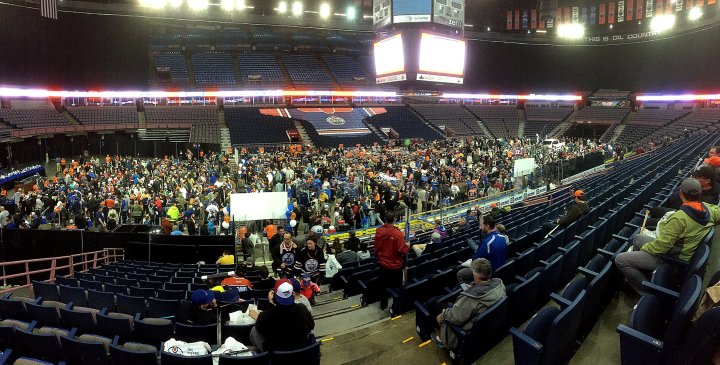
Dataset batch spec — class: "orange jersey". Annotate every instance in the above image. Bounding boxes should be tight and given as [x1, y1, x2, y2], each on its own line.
[221, 277, 253, 289]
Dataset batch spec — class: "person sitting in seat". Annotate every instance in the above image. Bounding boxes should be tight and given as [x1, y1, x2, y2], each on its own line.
[542, 190, 590, 235]
[216, 249, 235, 265]
[664, 167, 720, 209]
[460, 216, 507, 284]
[412, 232, 443, 257]
[615, 178, 720, 295]
[253, 266, 276, 290]
[333, 240, 358, 266]
[249, 279, 315, 352]
[427, 258, 506, 350]
[176, 289, 221, 325]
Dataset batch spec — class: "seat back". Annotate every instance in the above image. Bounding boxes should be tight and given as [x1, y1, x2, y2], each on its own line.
[494, 259, 516, 284]
[454, 296, 509, 364]
[158, 289, 186, 301]
[109, 344, 158, 365]
[59, 307, 97, 335]
[663, 275, 703, 356]
[270, 341, 321, 365]
[88, 290, 115, 311]
[15, 329, 65, 364]
[117, 294, 147, 316]
[175, 322, 217, 345]
[218, 351, 270, 365]
[80, 280, 104, 292]
[508, 271, 541, 326]
[32, 282, 60, 302]
[59, 285, 88, 307]
[133, 318, 174, 349]
[97, 312, 134, 341]
[683, 244, 710, 284]
[161, 351, 213, 365]
[26, 302, 61, 328]
[542, 290, 587, 365]
[559, 240, 581, 285]
[0, 297, 31, 321]
[221, 323, 254, 344]
[60, 335, 109, 365]
[514, 248, 536, 276]
[538, 254, 564, 301]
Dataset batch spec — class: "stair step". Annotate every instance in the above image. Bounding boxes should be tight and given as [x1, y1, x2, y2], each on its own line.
[313, 301, 390, 338]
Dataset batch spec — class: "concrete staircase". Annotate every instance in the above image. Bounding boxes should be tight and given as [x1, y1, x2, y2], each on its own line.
[317, 57, 341, 90]
[294, 120, 315, 147]
[363, 120, 388, 142]
[547, 109, 580, 139]
[61, 111, 81, 125]
[186, 54, 197, 89]
[407, 104, 445, 137]
[517, 109, 527, 138]
[218, 111, 232, 150]
[311, 285, 390, 338]
[608, 124, 627, 144]
[462, 105, 495, 139]
[138, 111, 147, 128]
[276, 55, 295, 90]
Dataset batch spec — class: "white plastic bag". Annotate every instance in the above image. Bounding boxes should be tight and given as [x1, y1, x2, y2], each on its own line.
[211, 337, 252, 365]
[228, 304, 258, 325]
[325, 254, 342, 278]
[163, 338, 211, 357]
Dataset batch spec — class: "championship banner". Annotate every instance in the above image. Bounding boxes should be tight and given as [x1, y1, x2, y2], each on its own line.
[539, 16, 545, 28]
[665, 0, 673, 13]
[530, 9, 537, 28]
[590, 6, 598, 23]
[657, 0, 664, 14]
[581, 7, 588, 23]
[514, 10, 520, 29]
[696, 0, 704, 7]
[636, 0, 643, 19]
[608, 2, 615, 23]
[599, 3, 606, 23]
[685, 0, 692, 10]
[676, 0, 683, 11]
[547, 17, 554, 27]
[507, 11, 513, 30]
[618, 1, 625, 22]
[564, 7, 571, 22]
[522, 9, 529, 29]
[572, 7, 579, 22]
[646, 0, 654, 18]
[556, 8, 563, 23]
[627, 0, 634, 20]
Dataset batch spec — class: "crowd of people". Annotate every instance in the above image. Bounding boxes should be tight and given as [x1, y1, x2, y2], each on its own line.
[0, 136, 602, 237]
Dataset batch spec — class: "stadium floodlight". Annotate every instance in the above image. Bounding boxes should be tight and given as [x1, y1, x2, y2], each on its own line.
[237, 0, 245, 10]
[221, 0, 235, 11]
[650, 14, 676, 32]
[277, 1, 287, 13]
[292, 1, 302, 16]
[346, 6, 356, 20]
[168, 0, 182, 8]
[319, 3, 330, 18]
[188, 0, 208, 10]
[688, 7, 703, 21]
[556, 23, 585, 39]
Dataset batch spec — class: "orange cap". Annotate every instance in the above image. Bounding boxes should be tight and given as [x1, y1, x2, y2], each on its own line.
[574, 190, 585, 197]
[490, 203, 497, 208]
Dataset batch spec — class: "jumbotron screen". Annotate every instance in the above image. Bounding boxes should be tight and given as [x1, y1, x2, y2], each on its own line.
[373, 34, 407, 84]
[417, 32, 466, 84]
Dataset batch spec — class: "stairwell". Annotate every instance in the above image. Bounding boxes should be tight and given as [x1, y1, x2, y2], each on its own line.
[407, 104, 445, 137]
[294, 120, 315, 147]
[275, 55, 295, 90]
[138, 111, 147, 128]
[218, 111, 232, 150]
[363, 120, 388, 142]
[547, 109, 580, 139]
[61, 111, 81, 125]
[317, 56, 341, 90]
[186, 53, 197, 89]
[608, 111, 635, 144]
[232, 54, 242, 88]
[461, 105, 495, 139]
[517, 109, 527, 138]
[148, 52, 159, 89]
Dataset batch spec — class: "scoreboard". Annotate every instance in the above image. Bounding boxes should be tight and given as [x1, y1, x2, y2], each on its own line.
[373, 0, 465, 30]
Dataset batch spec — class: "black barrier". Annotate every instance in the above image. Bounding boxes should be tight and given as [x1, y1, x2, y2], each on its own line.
[540, 152, 605, 184]
[0, 229, 234, 264]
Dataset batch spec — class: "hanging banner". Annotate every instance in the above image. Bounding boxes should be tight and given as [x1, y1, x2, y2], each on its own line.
[515, 10, 520, 30]
[636, 0, 643, 19]
[676, 0, 683, 11]
[507, 10, 513, 30]
[581, 7, 589, 23]
[572, 6, 580, 22]
[608, 2, 616, 23]
[657, 0, 664, 14]
[646, 0, 654, 18]
[599, 3, 607, 23]
[547, 17, 554, 28]
[627, 0, 634, 20]
[590, 6, 598, 23]
[522, 9, 529, 29]
[665, 0, 673, 13]
[531, 9, 538, 29]
[556, 8, 563, 23]
[697, 0, 704, 7]
[564, 7, 572, 22]
[618, 1, 625, 22]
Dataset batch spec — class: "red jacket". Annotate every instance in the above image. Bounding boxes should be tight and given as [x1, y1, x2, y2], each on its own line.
[373, 223, 408, 270]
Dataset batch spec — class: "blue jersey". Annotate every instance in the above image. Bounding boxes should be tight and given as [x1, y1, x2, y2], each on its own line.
[472, 231, 507, 271]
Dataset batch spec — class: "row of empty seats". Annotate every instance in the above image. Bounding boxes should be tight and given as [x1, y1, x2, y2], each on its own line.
[68, 107, 139, 125]
[410, 105, 484, 136]
[0, 109, 69, 129]
[573, 107, 631, 124]
[225, 107, 294, 145]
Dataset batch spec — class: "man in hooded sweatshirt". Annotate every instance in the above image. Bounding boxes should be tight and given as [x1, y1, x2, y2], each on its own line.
[615, 178, 720, 294]
[373, 211, 409, 310]
[430, 258, 506, 350]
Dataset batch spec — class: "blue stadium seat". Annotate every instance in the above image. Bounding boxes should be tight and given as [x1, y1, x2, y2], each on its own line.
[446, 296, 509, 365]
[175, 322, 216, 345]
[32, 282, 60, 302]
[60, 334, 114, 365]
[161, 350, 213, 365]
[109, 342, 158, 365]
[133, 317, 174, 349]
[218, 352, 270, 365]
[87, 290, 115, 311]
[116, 294, 147, 317]
[270, 338, 321, 365]
[507, 270, 542, 326]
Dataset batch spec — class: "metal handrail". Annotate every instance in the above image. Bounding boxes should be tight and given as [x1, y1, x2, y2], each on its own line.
[0, 248, 124, 295]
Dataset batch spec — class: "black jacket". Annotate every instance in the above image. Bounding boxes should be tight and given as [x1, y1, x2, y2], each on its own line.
[255, 303, 314, 351]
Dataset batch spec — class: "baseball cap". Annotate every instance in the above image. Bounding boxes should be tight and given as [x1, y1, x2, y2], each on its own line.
[680, 178, 702, 196]
[274, 279, 295, 306]
[490, 203, 497, 208]
[574, 190, 585, 198]
[244, 257, 255, 267]
[704, 156, 720, 167]
[692, 166, 717, 181]
[311, 226, 324, 235]
[191, 289, 215, 307]
[431, 232, 442, 244]
[289, 278, 302, 293]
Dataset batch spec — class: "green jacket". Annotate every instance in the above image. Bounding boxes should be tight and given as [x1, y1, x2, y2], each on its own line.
[641, 203, 720, 261]
[131, 204, 143, 217]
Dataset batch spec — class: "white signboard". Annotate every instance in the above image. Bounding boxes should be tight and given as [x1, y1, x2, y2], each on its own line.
[230, 192, 288, 221]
